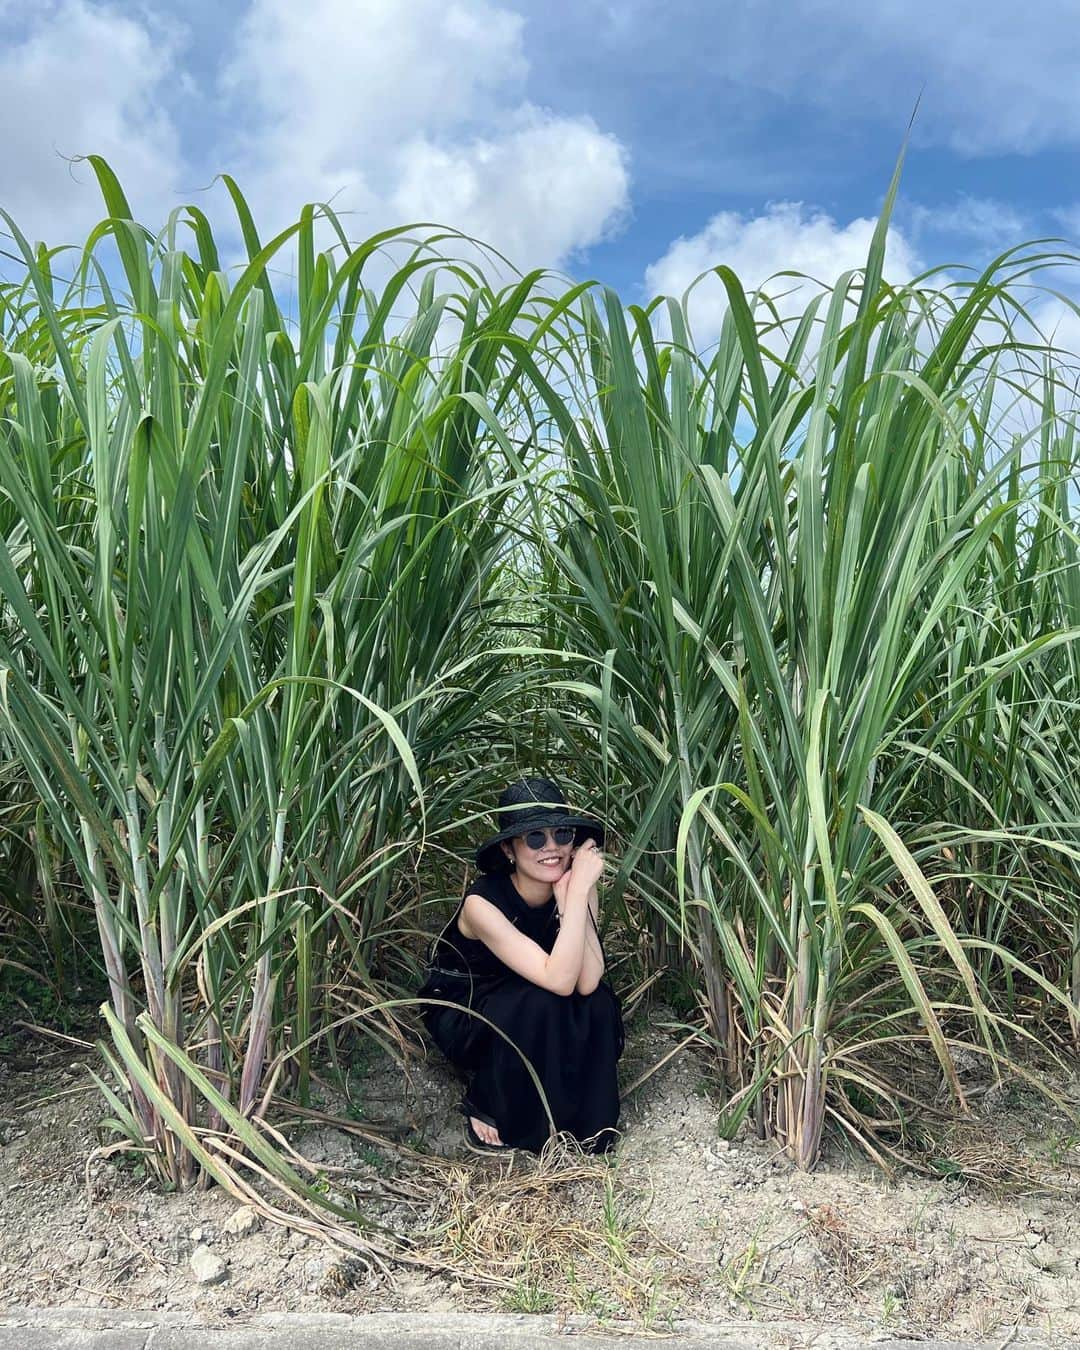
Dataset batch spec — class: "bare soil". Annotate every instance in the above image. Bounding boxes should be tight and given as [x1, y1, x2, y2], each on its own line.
[2, 1010, 1079, 1342]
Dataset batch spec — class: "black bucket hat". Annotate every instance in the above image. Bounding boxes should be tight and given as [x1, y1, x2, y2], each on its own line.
[474, 777, 606, 875]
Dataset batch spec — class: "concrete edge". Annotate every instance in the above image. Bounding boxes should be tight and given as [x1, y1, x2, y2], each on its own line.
[0, 1309, 1075, 1349]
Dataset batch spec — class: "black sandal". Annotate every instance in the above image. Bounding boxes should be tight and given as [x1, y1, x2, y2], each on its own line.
[460, 1101, 510, 1154]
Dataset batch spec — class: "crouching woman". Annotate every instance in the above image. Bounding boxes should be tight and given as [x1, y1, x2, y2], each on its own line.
[419, 777, 623, 1153]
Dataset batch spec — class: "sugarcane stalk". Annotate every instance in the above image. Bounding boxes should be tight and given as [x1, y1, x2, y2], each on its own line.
[238, 796, 287, 1118]
[674, 686, 736, 1087]
[32, 805, 64, 989]
[295, 905, 312, 1107]
[124, 789, 165, 1029]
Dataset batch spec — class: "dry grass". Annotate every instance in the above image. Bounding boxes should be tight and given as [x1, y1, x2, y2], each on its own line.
[411, 1134, 675, 1321]
[916, 1122, 1071, 1198]
[804, 1202, 893, 1294]
[205, 1117, 680, 1322]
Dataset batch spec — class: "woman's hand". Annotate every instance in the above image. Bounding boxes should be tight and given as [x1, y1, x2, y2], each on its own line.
[571, 838, 604, 886]
[571, 839, 605, 887]
[554, 840, 604, 910]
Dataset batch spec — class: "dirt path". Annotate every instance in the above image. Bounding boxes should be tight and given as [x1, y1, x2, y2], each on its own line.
[2, 1012, 1079, 1342]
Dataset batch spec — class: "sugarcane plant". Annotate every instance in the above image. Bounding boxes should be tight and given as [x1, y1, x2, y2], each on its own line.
[0, 160, 555, 1190]
[534, 181, 1080, 1166]
[0, 155, 1077, 1190]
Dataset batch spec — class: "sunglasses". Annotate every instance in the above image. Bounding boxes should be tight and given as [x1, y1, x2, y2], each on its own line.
[520, 826, 576, 851]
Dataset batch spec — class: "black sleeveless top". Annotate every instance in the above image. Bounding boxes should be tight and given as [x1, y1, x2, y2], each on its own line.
[434, 872, 560, 986]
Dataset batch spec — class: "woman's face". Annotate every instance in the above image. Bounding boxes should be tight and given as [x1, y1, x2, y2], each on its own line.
[502, 827, 574, 883]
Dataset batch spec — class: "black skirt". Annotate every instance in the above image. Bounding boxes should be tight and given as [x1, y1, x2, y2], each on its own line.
[422, 872, 624, 1153]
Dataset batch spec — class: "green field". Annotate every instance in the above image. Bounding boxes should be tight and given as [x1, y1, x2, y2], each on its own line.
[0, 158, 1077, 1215]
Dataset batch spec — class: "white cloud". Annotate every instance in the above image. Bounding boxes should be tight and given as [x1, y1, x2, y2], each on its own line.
[390, 114, 628, 267]
[1028, 294, 1080, 363]
[692, 0, 1080, 158]
[644, 202, 920, 347]
[909, 197, 1030, 251]
[0, 0, 628, 275]
[1051, 206, 1080, 246]
[218, 0, 630, 271]
[0, 1, 183, 246]
[219, 0, 522, 199]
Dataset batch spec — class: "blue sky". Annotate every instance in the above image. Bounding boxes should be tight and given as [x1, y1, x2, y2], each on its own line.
[3, 0, 1080, 335]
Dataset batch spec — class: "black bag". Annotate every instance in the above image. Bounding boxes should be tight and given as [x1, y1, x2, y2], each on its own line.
[416, 907, 487, 1070]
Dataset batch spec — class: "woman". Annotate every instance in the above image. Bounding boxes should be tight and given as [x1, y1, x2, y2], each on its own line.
[420, 777, 624, 1153]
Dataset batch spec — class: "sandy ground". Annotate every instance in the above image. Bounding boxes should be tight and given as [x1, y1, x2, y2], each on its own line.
[1, 1010, 1079, 1342]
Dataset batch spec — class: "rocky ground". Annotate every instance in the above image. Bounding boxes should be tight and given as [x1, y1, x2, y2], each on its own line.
[2, 1010, 1079, 1342]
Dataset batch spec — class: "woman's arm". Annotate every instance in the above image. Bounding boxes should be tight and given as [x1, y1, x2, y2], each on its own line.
[459, 844, 604, 996]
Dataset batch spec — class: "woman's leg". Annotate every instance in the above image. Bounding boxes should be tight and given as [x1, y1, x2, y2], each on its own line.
[468, 980, 622, 1152]
[564, 982, 622, 1151]
[464, 983, 564, 1151]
